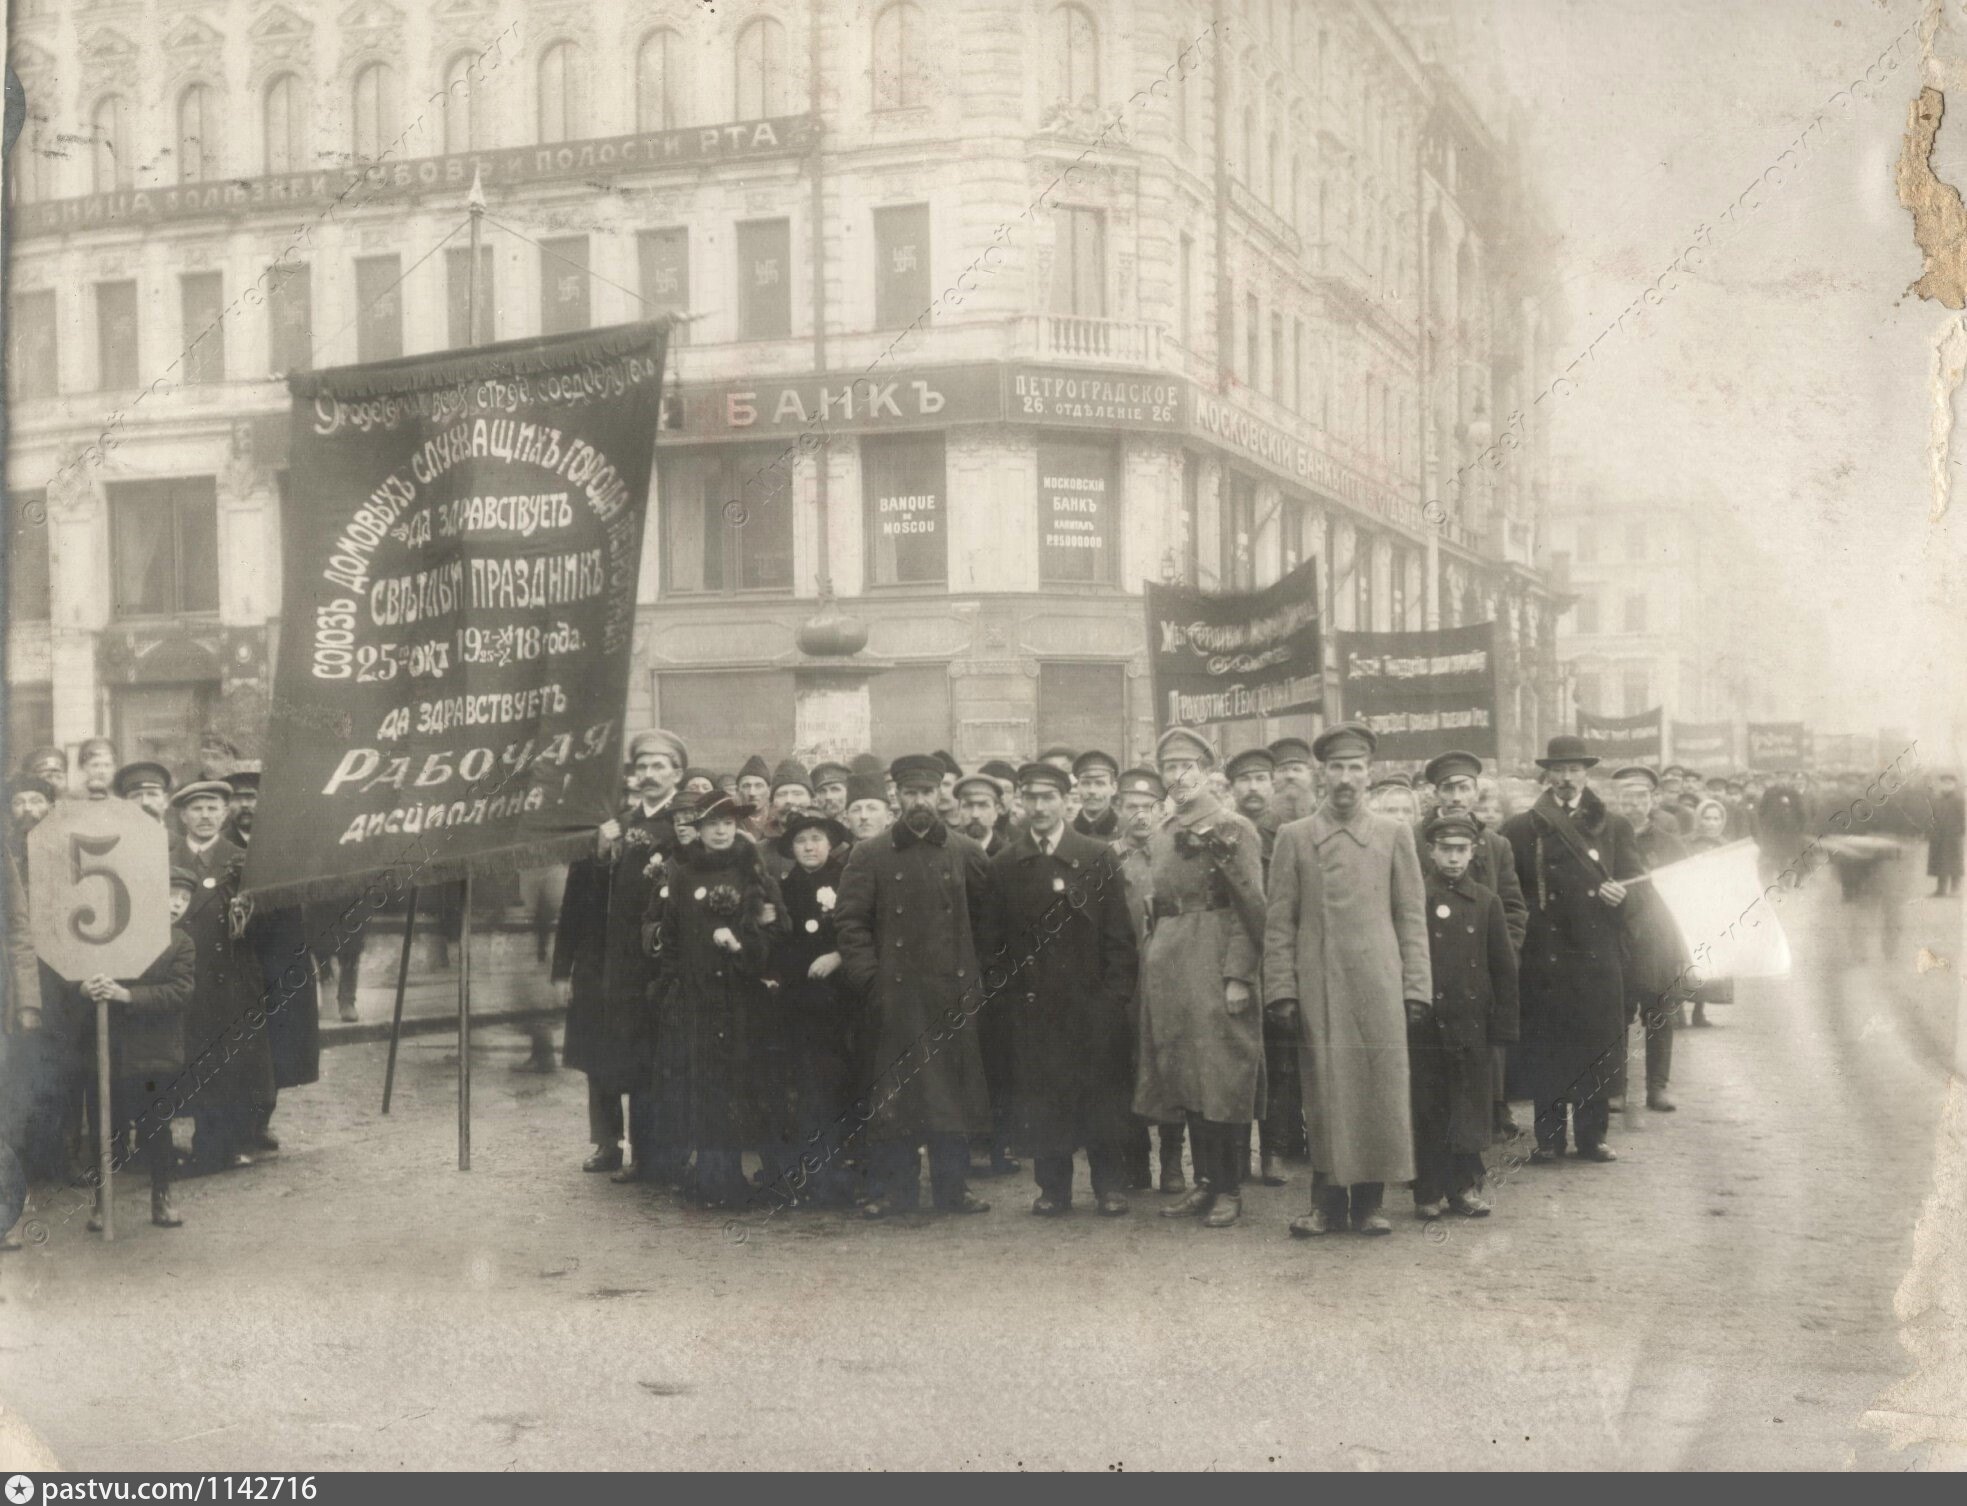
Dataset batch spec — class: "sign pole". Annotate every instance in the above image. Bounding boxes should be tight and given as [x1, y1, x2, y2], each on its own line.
[458, 875, 472, 1171]
[380, 884, 420, 1114]
[95, 997, 113, 1241]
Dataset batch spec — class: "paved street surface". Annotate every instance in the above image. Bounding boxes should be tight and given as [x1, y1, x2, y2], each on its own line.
[2, 880, 1957, 1471]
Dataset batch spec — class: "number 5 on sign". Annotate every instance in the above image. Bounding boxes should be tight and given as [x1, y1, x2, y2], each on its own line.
[27, 799, 170, 981]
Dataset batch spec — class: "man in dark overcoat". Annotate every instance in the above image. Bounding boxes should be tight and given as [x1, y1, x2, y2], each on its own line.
[1500, 737, 1644, 1163]
[553, 729, 685, 1180]
[833, 754, 993, 1218]
[1612, 765, 1692, 1112]
[1070, 750, 1121, 840]
[169, 781, 277, 1175]
[1409, 811, 1518, 1219]
[978, 762, 1139, 1217]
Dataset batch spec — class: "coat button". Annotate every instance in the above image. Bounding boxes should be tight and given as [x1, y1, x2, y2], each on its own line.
[956, 968, 965, 978]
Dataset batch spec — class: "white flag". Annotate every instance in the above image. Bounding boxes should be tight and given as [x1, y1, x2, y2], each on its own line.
[1648, 838, 1792, 981]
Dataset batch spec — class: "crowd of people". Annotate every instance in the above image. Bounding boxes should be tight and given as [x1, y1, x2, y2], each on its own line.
[2, 719, 1958, 1245]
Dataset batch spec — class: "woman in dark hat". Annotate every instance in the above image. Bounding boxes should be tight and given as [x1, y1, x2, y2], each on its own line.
[760, 810, 856, 1207]
[644, 792, 786, 1207]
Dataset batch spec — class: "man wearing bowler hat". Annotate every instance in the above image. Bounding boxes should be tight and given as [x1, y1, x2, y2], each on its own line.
[1264, 722, 1430, 1237]
[977, 762, 1139, 1216]
[1500, 735, 1645, 1163]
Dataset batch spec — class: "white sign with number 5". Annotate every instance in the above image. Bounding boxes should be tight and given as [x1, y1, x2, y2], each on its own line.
[27, 798, 171, 982]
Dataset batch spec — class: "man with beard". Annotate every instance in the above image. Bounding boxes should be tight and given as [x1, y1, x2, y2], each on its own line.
[810, 762, 852, 820]
[735, 755, 773, 836]
[1109, 768, 1185, 1192]
[1501, 736, 1643, 1164]
[553, 730, 686, 1181]
[19, 747, 69, 796]
[767, 760, 812, 837]
[978, 762, 1139, 1217]
[834, 755, 994, 1218]
[1226, 746, 1296, 1186]
[171, 780, 277, 1174]
[1133, 729, 1267, 1228]
[1265, 724, 1430, 1239]
[952, 772, 1009, 856]
[1423, 751, 1529, 1139]
[222, 770, 320, 1154]
[1070, 750, 1121, 840]
[1267, 737, 1317, 825]
[842, 771, 893, 845]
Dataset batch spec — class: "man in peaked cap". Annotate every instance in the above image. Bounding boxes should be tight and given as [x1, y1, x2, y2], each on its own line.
[1071, 749, 1122, 840]
[1107, 766, 1181, 1191]
[1222, 743, 1295, 1185]
[932, 751, 964, 826]
[1266, 721, 1430, 1237]
[1226, 748, 1278, 866]
[1267, 736, 1317, 826]
[1500, 735, 1644, 1163]
[976, 761, 1140, 1217]
[1610, 764, 1692, 1115]
[1038, 745, 1077, 774]
[113, 761, 174, 823]
[809, 761, 852, 819]
[952, 772, 1010, 857]
[833, 755, 994, 1217]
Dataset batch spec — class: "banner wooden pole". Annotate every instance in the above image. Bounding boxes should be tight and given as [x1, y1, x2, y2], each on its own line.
[381, 885, 420, 1114]
[95, 997, 113, 1242]
[458, 873, 472, 1171]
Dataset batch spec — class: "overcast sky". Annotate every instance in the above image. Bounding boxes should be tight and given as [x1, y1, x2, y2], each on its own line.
[1481, 0, 1961, 756]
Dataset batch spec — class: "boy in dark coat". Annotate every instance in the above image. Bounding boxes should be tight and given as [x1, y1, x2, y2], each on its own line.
[1409, 812, 1519, 1218]
[84, 868, 199, 1230]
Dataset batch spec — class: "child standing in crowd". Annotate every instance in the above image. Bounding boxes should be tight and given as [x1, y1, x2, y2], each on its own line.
[83, 868, 199, 1232]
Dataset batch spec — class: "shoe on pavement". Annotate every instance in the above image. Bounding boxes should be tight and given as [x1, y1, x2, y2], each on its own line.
[1259, 1152, 1289, 1187]
[1095, 1192, 1129, 1217]
[151, 1191, 183, 1228]
[936, 1192, 991, 1215]
[990, 1154, 1022, 1177]
[1354, 1210, 1393, 1235]
[1288, 1207, 1338, 1237]
[338, 1003, 359, 1022]
[1158, 1165, 1187, 1194]
[1160, 1186, 1216, 1218]
[223, 1152, 254, 1171]
[1576, 1143, 1618, 1163]
[1448, 1191, 1492, 1218]
[1030, 1194, 1070, 1217]
[609, 1163, 651, 1184]
[1529, 1146, 1563, 1165]
[1414, 1198, 1449, 1221]
[1646, 1088, 1677, 1112]
[583, 1147, 623, 1174]
[86, 1202, 104, 1233]
[862, 1198, 919, 1220]
[1201, 1192, 1242, 1228]
[250, 1132, 280, 1153]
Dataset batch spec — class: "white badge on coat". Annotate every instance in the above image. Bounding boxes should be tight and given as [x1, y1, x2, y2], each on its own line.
[1052, 876, 1066, 892]
[693, 886, 707, 900]
[1435, 903, 1451, 919]
[202, 876, 217, 889]
[804, 918, 820, 934]
[1587, 848, 1600, 862]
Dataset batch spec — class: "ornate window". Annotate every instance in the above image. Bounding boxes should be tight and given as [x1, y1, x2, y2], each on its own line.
[538, 41, 583, 144]
[263, 75, 305, 175]
[351, 62, 397, 163]
[444, 52, 483, 154]
[872, 2, 928, 110]
[178, 83, 218, 183]
[93, 95, 132, 191]
[637, 29, 684, 131]
[736, 17, 791, 117]
[1045, 4, 1098, 106]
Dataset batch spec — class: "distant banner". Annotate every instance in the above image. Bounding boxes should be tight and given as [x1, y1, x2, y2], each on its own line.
[1812, 731, 1874, 770]
[1577, 706, 1663, 763]
[1147, 558, 1322, 730]
[1671, 720, 1734, 769]
[1649, 840, 1792, 981]
[243, 323, 668, 904]
[1336, 623, 1497, 759]
[1746, 721, 1810, 771]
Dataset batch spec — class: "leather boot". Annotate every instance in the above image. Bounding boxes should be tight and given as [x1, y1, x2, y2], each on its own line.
[152, 1189, 183, 1228]
[1646, 1087, 1677, 1112]
[1159, 1184, 1215, 1218]
[1259, 1150, 1289, 1186]
[1201, 1191, 1242, 1227]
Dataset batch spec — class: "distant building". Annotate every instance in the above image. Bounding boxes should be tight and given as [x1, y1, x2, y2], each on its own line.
[7, 0, 1568, 775]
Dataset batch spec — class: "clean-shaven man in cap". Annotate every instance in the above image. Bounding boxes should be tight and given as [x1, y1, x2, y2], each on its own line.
[1070, 750, 1122, 839]
[810, 761, 852, 819]
[1264, 722, 1430, 1237]
[1500, 735, 1644, 1163]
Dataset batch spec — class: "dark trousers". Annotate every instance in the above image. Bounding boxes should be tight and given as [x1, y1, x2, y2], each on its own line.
[1641, 998, 1675, 1092]
[87, 1080, 172, 1197]
[871, 1134, 969, 1208]
[1408, 1031, 1484, 1203]
[587, 1080, 656, 1164]
[191, 1105, 253, 1169]
[1259, 1017, 1305, 1159]
[1534, 1089, 1609, 1151]
[1034, 1143, 1125, 1202]
[1185, 1114, 1243, 1195]
[1312, 1172, 1384, 1222]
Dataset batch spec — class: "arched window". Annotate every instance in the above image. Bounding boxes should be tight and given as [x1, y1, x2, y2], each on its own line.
[178, 83, 217, 183]
[444, 52, 482, 154]
[351, 62, 397, 162]
[263, 75, 304, 175]
[93, 94, 132, 191]
[537, 41, 582, 144]
[13, 117, 54, 202]
[637, 29, 683, 131]
[872, 2, 928, 110]
[736, 17, 790, 118]
[1045, 4, 1098, 105]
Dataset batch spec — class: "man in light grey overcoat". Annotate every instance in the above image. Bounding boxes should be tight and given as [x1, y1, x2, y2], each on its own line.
[1263, 722, 1431, 1237]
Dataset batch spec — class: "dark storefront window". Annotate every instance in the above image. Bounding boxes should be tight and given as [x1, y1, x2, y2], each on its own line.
[97, 281, 139, 391]
[11, 289, 58, 400]
[1036, 438, 1118, 586]
[863, 434, 946, 586]
[354, 255, 402, 362]
[109, 478, 219, 618]
[446, 246, 496, 347]
[656, 669, 796, 771]
[638, 229, 690, 343]
[267, 261, 313, 375]
[873, 204, 931, 330]
[181, 272, 225, 383]
[1221, 471, 1257, 591]
[662, 446, 795, 595]
[1037, 662, 1126, 763]
[736, 219, 792, 340]
[8, 493, 52, 622]
[540, 236, 590, 335]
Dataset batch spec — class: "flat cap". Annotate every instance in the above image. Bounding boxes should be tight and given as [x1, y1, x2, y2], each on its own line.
[1154, 726, 1216, 767]
[1312, 722, 1378, 762]
[1037, 745, 1078, 764]
[890, 754, 945, 789]
[225, 769, 261, 794]
[1612, 764, 1661, 789]
[980, 759, 1020, 785]
[1117, 767, 1165, 800]
[952, 772, 1005, 803]
[809, 761, 852, 789]
[1267, 736, 1314, 766]
[1225, 747, 1277, 781]
[848, 752, 885, 775]
[114, 761, 174, 797]
[933, 750, 963, 778]
[627, 729, 689, 768]
[1016, 761, 1073, 794]
[1369, 772, 1413, 793]
[1071, 749, 1120, 779]
[1422, 808, 1481, 843]
[1423, 751, 1483, 786]
[170, 780, 234, 808]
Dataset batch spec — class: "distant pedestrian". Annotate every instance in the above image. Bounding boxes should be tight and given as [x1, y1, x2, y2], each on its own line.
[1928, 772, 1962, 897]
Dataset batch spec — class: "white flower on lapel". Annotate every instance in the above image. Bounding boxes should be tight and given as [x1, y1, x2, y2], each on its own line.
[816, 885, 837, 911]
[693, 886, 708, 901]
